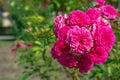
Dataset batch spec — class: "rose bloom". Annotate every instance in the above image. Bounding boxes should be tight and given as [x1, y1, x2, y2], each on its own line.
[87, 8, 101, 23]
[117, 13, 120, 18]
[90, 46, 108, 64]
[51, 40, 70, 59]
[93, 25, 116, 51]
[102, 5, 117, 19]
[78, 54, 94, 73]
[66, 26, 93, 54]
[58, 54, 78, 68]
[54, 14, 68, 37]
[91, 17, 111, 33]
[58, 26, 71, 41]
[96, 17, 111, 28]
[68, 10, 90, 27]
[51, 40, 78, 68]
[95, 0, 105, 6]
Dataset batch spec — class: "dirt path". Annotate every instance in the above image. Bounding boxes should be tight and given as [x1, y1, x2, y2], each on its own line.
[0, 41, 22, 80]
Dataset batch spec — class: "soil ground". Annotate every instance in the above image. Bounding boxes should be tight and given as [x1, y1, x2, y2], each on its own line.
[0, 40, 22, 80]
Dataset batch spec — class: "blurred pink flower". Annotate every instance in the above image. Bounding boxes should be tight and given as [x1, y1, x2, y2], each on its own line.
[118, 22, 120, 26]
[66, 26, 93, 54]
[102, 5, 117, 19]
[68, 10, 90, 27]
[11, 48, 17, 54]
[16, 40, 27, 49]
[25, 27, 32, 32]
[27, 43, 33, 47]
[117, 13, 120, 18]
[54, 14, 68, 37]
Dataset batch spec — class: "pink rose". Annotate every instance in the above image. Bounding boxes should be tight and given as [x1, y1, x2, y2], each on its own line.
[78, 54, 94, 73]
[51, 40, 70, 59]
[117, 13, 120, 18]
[66, 26, 93, 54]
[102, 5, 117, 19]
[91, 17, 111, 33]
[54, 14, 68, 37]
[58, 54, 78, 68]
[93, 25, 116, 51]
[87, 8, 101, 23]
[58, 26, 71, 41]
[68, 10, 90, 27]
[95, 0, 105, 6]
[51, 40, 78, 68]
[90, 46, 108, 64]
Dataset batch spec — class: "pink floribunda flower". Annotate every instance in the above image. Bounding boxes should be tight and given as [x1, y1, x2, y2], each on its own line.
[25, 27, 32, 32]
[52, 0, 117, 73]
[66, 26, 93, 54]
[78, 54, 94, 73]
[91, 17, 111, 33]
[54, 14, 68, 37]
[90, 46, 108, 64]
[118, 22, 120, 26]
[117, 14, 120, 26]
[117, 13, 120, 18]
[95, 0, 105, 6]
[96, 17, 111, 28]
[87, 8, 101, 23]
[68, 10, 90, 27]
[51, 40, 78, 68]
[27, 43, 33, 47]
[93, 25, 116, 51]
[58, 26, 71, 41]
[58, 54, 78, 68]
[102, 5, 117, 19]
[16, 40, 27, 48]
[51, 40, 70, 59]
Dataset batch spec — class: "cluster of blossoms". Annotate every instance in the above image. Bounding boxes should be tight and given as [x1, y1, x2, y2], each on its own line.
[52, 0, 117, 72]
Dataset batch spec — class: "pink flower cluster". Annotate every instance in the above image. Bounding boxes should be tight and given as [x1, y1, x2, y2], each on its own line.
[52, 0, 116, 73]
[11, 40, 33, 54]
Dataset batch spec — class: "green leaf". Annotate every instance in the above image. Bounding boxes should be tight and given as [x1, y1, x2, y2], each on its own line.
[32, 46, 43, 52]
[34, 41, 41, 46]
[10, 1, 16, 7]
[89, 2, 98, 8]
[22, 71, 32, 80]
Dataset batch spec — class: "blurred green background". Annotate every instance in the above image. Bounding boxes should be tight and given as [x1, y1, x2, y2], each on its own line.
[0, 0, 120, 80]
